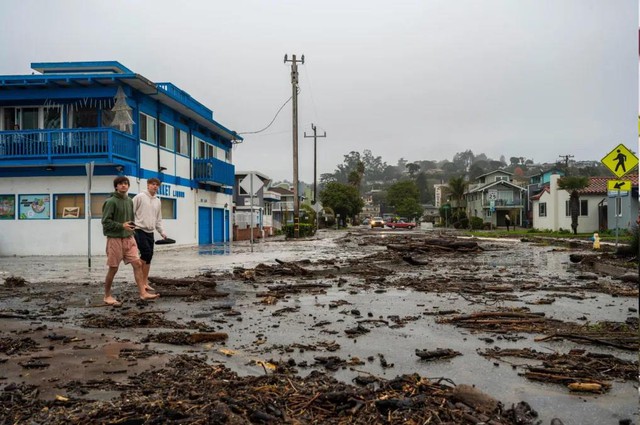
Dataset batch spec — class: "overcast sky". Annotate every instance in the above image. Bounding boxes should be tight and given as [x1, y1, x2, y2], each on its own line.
[0, 1, 637, 182]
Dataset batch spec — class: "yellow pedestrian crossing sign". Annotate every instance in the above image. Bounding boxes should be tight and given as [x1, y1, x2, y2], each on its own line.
[607, 180, 631, 191]
[601, 143, 638, 178]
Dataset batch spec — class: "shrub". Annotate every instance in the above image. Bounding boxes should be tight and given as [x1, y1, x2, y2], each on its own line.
[284, 223, 315, 238]
[469, 216, 484, 230]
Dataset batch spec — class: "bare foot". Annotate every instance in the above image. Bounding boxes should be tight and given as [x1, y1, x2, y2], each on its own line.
[140, 292, 160, 301]
[104, 296, 122, 306]
[144, 284, 155, 292]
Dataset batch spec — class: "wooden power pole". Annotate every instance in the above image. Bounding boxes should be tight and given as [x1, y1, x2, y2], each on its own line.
[284, 54, 304, 238]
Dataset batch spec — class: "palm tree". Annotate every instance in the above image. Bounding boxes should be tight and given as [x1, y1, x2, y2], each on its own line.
[447, 176, 467, 210]
[557, 176, 589, 234]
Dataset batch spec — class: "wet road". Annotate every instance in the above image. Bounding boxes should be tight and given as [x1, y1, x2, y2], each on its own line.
[0, 228, 637, 425]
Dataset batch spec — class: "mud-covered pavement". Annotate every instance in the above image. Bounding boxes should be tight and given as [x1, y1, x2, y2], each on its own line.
[1, 228, 638, 424]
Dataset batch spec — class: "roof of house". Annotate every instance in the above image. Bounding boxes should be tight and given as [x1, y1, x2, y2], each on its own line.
[530, 186, 549, 200]
[0, 61, 242, 142]
[579, 174, 639, 195]
[466, 180, 525, 194]
[268, 186, 294, 195]
[474, 169, 514, 180]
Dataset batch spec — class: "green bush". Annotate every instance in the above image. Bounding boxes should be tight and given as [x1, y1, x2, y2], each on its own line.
[469, 217, 484, 230]
[284, 223, 315, 238]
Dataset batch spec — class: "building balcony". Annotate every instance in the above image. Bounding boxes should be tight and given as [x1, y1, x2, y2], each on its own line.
[193, 157, 234, 187]
[272, 201, 294, 211]
[0, 128, 137, 166]
[482, 199, 524, 208]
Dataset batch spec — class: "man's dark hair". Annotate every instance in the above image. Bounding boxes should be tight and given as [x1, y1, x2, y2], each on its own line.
[147, 177, 161, 185]
[113, 176, 130, 188]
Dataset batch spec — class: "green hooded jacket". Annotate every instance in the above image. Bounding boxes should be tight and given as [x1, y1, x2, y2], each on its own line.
[101, 191, 135, 238]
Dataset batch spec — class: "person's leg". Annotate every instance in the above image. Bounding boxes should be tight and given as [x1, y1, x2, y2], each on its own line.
[104, 266, 120, 304]
[104, 238, 123, 305]
[124, 236, 158, 300]
[134, 229, 155, 291]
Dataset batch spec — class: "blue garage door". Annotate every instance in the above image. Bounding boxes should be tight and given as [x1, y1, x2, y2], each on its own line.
[198, 207, 212, 244]
[213, 208, 224, 243]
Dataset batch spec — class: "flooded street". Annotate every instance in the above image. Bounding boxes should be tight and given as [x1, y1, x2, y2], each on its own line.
[1, 228, 637, 424]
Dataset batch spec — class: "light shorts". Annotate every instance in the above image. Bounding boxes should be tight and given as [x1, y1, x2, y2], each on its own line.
[106, 236, 140, 267]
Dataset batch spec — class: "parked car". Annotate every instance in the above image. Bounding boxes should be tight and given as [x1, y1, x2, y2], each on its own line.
[385, 218, 416, 229]
[370, 216, 385, 228]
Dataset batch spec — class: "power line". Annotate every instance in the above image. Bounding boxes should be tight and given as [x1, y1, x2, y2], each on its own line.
[237, 94, 295, 135]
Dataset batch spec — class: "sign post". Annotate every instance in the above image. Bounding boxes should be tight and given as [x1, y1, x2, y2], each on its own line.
[601, 144, 638, 247]
[85, 162, 94, 268]
[239, 173, 264, 252]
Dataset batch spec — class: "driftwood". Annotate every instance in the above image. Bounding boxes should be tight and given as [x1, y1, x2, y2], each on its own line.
[415, 348, 461, 361]
[149, 275, 217, 288]
[387, 238, 483, 253]
[401, 255, 429, 266]
[535, 333, 637, 351]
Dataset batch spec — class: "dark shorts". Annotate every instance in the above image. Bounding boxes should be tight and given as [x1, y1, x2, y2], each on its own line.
[134, 229, 155, 263]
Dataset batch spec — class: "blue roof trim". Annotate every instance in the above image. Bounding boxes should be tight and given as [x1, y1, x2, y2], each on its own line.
[31, 61, 134, 74]
[0, 61, 243, 142]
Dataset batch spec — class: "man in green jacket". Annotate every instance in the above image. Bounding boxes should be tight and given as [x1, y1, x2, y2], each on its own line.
[101, 176, 159, 305]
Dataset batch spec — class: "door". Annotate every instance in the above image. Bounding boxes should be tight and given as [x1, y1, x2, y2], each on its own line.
[198, 207, 212, 244]
[212, 208, 224, 243]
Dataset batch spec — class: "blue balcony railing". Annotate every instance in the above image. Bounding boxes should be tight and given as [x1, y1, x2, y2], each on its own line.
[156, 82, 213, 120]
[0, 128, 137, 164]
[193, 157, 234, 187]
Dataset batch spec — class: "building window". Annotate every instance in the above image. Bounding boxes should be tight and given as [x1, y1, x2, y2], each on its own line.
[90, 194, 110, 218]
[159, 121, 175, 150]
[73, 106, 98, 128]
[139, 113, 157, 144]
[539, 202, 547, 217]
[160, 198, 176, 219]
[225, 148, 232, 162]
[54, 194, 85, 219]
[178, 129, 189, 155]
[43, 107, 62, 129]
[565, 200, 588, 216]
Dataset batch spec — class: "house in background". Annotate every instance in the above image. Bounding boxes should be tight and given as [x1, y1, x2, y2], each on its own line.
[524, 167, 565, 227]
[530, 174, 638, 232]
[269, 186, 295, 230]
[0, 61, 241, 255]
[465, 170, 526, 228]
[233, 171, 279, 240]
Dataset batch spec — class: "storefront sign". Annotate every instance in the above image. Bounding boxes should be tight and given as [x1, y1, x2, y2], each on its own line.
[18, 194, 50, 220]
[0, 195, 15, 220]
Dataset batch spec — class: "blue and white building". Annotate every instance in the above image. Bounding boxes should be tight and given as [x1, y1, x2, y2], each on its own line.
[0, 61, 241, 255]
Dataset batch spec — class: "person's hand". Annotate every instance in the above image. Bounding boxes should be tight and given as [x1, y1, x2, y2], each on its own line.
[161, 233, 167, 239]
[123, 222, 136, 231]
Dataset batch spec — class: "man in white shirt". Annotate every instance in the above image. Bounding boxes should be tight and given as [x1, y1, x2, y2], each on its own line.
[133, 178, 167, 294]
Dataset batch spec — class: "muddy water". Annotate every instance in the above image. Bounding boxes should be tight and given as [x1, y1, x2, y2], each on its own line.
[0, 229, 637, 425]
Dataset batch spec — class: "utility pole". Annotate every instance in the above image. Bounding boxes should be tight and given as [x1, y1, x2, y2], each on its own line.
[558, 154, 574, 172]
[303, 123, 326, 204]
[284, 53, 304, 238]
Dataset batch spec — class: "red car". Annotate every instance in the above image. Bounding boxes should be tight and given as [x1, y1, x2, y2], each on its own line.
[385, 218, 416, 229]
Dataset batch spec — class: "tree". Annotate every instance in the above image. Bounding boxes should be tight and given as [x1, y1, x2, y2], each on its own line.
[386, 180, 423, 220]
[415, 172, 430, 203]
[387, 180, 419, 209]
[396, 197, 424, 220]
[406, 162, 420, 178]
[319, 182, 364, 226]
[557, 176, 589, 234]
[447, 176, 467, 207]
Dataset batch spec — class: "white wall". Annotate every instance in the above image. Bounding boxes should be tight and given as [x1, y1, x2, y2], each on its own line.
[532, 175, 601, 233]
[0, 175, 232, 256]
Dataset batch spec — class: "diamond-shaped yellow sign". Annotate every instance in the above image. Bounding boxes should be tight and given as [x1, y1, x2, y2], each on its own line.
[607, 180, 631, 191]
[601, 143, 638, 178]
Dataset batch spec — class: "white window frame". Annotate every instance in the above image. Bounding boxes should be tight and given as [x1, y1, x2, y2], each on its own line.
[159, 121, 175, 150]
[539, 202, 547, 217]
[178, 129, 189, 155]
[139, 112, 157, 145]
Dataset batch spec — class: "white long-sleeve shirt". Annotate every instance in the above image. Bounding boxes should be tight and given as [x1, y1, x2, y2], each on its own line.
[133, 191, 165, 235]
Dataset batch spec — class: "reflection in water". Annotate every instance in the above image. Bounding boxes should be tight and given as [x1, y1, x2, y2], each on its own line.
[198, 242, 232, 256]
